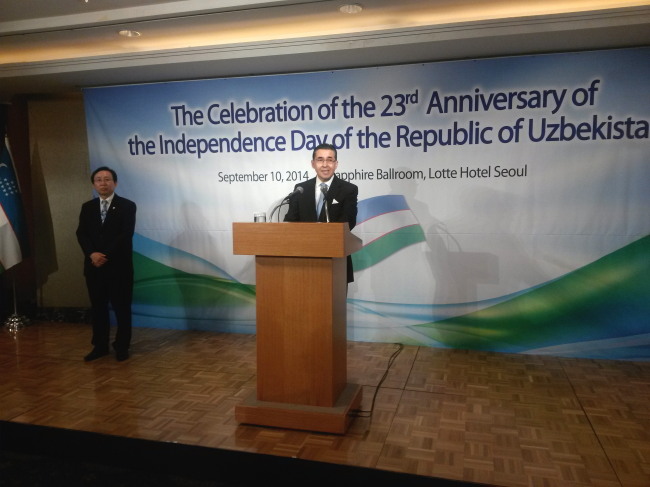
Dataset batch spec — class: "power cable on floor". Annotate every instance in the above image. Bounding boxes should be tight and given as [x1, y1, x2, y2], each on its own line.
[351, 343, 404, 419]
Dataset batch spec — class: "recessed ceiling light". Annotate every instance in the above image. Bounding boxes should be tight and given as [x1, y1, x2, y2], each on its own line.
[118, 30, 141, 38]
[339, 4, 363, 14]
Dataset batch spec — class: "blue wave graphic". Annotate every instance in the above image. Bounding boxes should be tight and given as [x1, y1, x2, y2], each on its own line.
[348, 281, 547, 327]
[357, 194, 410, 223]
[133, 233, 238, 281]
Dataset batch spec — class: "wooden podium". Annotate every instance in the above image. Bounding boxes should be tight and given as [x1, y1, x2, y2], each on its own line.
[232, 222, 362, 434]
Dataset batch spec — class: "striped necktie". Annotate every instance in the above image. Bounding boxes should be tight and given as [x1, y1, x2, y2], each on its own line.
[101, 199, 108, 222]
[317, 183, 326, 219]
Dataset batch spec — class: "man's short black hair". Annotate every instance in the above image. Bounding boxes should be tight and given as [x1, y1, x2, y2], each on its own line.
[91, 166, 118, 183]
[312, 143, 337, 161]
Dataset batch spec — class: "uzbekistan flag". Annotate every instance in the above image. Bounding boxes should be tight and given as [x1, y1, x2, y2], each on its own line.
[352, 194, 426, 271]
[0, 136, 27, 272]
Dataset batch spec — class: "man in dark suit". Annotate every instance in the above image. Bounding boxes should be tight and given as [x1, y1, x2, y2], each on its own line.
[76, 166, 136, 362]
[284, 143, 358, 283]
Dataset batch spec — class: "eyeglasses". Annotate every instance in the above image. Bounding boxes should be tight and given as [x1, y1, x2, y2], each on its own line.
[314, 158, 336, 164]
[94, 178, 114, 183]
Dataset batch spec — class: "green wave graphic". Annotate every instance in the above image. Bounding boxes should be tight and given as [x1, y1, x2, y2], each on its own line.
[352, 225, 426, 271]
[411, 235, 650, 357]
[133, 252, 256, 308]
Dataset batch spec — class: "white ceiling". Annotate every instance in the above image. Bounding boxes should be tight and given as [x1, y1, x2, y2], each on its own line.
[1, 0, 649, 102]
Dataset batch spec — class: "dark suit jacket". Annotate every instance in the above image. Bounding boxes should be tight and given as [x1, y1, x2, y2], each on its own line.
[76, 194, 137, 281]
[284, 175, 358, 282]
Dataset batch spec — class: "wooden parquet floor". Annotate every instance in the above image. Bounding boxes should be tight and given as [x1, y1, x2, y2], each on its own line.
[1, 322, 649, 486]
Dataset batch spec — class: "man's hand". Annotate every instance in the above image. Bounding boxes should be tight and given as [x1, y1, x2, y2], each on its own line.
[90, 252, 108, 267]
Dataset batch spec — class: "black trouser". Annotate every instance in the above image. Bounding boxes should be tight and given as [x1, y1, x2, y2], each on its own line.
[85, 269, 133, 352]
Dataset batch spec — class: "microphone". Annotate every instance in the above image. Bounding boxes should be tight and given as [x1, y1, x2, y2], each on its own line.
[269, 186, 304, 221]
[320, 184, 330, 223]
[284, 186, 304, 201]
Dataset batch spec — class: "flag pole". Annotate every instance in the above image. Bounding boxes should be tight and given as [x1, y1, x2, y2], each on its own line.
[4, 275, 28, 333]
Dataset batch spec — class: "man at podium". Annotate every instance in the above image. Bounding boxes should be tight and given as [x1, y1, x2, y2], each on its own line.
[283, 143, 358, 282]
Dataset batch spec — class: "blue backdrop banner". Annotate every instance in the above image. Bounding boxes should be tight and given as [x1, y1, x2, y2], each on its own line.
[83, 47, 650, 360]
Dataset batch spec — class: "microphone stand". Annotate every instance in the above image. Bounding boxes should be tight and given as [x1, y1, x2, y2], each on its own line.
[323, 198, 330, 222]
[270, 187, 304, 222]
[269, 199, 288, 222]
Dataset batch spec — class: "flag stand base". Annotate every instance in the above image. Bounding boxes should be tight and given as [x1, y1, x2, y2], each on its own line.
[4, 313, 28, 334]
[4, 277, 29, 334]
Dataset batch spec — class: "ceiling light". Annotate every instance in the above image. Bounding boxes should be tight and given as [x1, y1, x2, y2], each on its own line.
[118, 30, 141, 38]
[339, 4, 363, 14]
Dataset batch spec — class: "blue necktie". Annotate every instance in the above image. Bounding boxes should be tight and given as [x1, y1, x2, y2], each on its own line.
[317, 183, 326, 219]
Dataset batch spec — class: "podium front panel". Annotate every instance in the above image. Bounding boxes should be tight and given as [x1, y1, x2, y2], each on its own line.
[255, 255, 347, 407]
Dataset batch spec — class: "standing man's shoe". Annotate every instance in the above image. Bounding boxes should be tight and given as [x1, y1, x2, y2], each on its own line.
[84, 348, 109, 362]
[115, 349, 130, 362]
